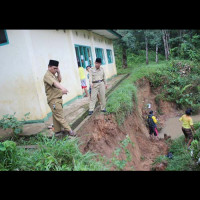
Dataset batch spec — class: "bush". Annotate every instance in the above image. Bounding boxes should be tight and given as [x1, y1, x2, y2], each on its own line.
[0, 140, 18, 170]
[144, 60, 200, 113]
[165, 136, 195, 171]
[0, 112, 30, 138]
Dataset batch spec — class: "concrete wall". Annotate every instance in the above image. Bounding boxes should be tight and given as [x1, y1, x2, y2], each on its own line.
[0, 29, 117, 121]
[0, 30, 44, 120]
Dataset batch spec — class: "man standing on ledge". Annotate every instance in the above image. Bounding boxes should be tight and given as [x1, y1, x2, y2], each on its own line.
[88, 58, 108, 115]
[43, 60, 76, 136]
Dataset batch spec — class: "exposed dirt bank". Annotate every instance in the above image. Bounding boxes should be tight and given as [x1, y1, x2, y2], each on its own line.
[77, 78, 182, 171]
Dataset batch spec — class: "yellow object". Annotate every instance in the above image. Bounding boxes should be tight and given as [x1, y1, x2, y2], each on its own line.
[179, 114, 193, 129]
[78, 66, 85, 80]
[152, 116, 157, 124]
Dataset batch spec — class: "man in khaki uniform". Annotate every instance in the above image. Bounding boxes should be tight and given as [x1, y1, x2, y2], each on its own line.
[88, 58, 108, 115]
[43, 60, 76, 136]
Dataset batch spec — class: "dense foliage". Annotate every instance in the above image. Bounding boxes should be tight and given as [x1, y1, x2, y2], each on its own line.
[114, 29, 200, 68]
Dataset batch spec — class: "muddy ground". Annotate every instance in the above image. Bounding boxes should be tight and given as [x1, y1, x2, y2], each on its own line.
[77, 78, 184, 171]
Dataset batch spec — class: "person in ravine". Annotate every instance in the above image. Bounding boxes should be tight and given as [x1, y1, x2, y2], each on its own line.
[43, 60, 76, 136]
[147, 110, 159, 140]
[179, 109, 196, 149]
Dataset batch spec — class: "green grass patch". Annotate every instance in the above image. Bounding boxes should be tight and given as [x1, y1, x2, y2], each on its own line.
[0, 135, 108, 171]
[154, 122, 200, 171]
[106, 79, 137, 125]
[165, 136, 196, 171]
[107, 60, 169, 125]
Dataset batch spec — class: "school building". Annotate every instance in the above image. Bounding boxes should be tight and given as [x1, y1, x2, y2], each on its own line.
[0, 29, 121, 122]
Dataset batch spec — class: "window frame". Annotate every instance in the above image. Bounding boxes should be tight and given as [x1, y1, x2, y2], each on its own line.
[95, 47, 106, 65]
[74, 44, 94, 68]
[0, 30, 9, 46]
[106, 49, 113, 64]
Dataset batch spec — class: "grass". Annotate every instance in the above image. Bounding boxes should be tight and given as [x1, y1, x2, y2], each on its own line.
[0, 133, 138, 171]
[106, 60, 169, 125]
[0, 134, 109, 171]
[165, 136, 195, 171]
[153, 122, 200, 171]
[144, 59, 200, 113]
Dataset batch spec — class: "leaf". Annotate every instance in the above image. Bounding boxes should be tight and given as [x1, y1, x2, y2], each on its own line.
[0, 143, 6, 151]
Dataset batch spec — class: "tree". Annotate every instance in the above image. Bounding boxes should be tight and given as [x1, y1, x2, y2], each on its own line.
[115, 30, 136, 69]
[145, 32, 149, 65]
[162, 30, 170, 60]
[149, 30, 162, 63]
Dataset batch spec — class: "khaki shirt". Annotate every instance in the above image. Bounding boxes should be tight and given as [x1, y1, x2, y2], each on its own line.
[43, 70, 62, 103]
[89, 66, 107, 85]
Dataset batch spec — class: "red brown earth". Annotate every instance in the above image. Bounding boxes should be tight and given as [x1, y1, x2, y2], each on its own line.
[77, 78, 182, 171]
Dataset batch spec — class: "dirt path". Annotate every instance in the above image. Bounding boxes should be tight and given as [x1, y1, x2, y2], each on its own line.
[159, 114, 200, 139]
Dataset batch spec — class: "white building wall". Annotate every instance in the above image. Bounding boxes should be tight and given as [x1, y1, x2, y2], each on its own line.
[0, 30, 45, 120]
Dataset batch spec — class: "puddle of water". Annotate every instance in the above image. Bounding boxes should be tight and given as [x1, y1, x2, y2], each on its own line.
[159, 114, 200, 139]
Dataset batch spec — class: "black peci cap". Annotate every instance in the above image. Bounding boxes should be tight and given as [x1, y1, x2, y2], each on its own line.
[49, 60, 59, 67]
[95, 58, 102, 63]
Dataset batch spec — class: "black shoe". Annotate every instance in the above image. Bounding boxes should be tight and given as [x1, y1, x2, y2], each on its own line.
[101, 109, 107, 112]
[88, 111, 93, 115]
[55, 131, 63, 136]
[68, 130, 76, 137]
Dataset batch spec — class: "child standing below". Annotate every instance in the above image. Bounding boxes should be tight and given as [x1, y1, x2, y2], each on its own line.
[78, 65, 89, 97]
[179, 109, 196, 148]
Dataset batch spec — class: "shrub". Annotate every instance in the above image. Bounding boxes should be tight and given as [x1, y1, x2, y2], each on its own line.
[0, 140, 18, 170]
[0, 112, 30, 138]
[14, 135, 107, 171]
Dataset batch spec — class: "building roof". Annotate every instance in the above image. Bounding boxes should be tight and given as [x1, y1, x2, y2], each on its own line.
[90, 29, 122, 39]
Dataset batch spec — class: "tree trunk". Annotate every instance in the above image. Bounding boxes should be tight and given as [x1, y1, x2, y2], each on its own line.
[156, 44, 158, 63]
[162, 30, 168, 60]
[122, 45, 128, 69]
[166, 30, 170, 57]
[145, 36, 148, 65]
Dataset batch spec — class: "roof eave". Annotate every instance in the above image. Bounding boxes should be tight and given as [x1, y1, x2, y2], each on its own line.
[106, 29, 122, 39]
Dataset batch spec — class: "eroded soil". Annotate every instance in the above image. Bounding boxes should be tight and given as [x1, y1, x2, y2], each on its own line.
[77, 78, 183, 171]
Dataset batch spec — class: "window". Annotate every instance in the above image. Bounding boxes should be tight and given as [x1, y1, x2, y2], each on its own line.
[106, 49, 113, 64]
[74, 44, 93, 68]
[0, 30, 9, 46]
[95, 48, 106, 65]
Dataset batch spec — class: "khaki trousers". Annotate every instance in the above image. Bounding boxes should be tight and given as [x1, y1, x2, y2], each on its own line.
[48, 99, 71, 133]
[89, 82, 106, 111]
